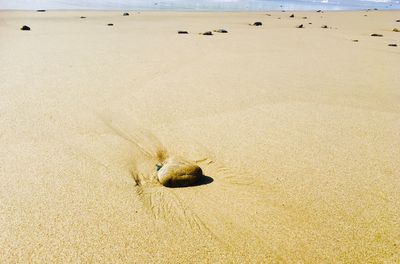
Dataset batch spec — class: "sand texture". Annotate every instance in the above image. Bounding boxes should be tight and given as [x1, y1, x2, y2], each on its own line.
[0, 10, 399, 263]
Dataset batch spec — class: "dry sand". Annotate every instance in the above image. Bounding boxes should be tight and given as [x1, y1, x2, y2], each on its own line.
[0, 10, 399, 263]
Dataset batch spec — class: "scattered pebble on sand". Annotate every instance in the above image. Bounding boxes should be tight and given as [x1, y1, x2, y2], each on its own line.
[371, 33, 383, 37]
[20, 25, 30, 31]
[214, 29, 228, 33]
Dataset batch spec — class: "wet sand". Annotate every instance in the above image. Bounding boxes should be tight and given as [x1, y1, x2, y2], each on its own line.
[0, 10, 399, 263]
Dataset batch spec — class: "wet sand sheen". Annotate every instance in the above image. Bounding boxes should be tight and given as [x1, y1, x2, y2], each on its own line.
[0, 10, 399, 263]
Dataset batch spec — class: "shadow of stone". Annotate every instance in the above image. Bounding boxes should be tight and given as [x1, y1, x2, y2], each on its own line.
[166, 175, 214, 188]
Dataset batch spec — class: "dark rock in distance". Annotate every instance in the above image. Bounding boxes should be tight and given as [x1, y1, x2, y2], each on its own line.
[202, 31, 213, 35]
[353, 39, 359, 42]
[80, 16, 86, 19]
[20, 25, 30, 31]
[253, 22, 262, 26]
[214, 29, 228, 33]
[296, 24, 304, 28]
[107, 23, 114, 26]
[178, 31, 188, 34]
[321, 25, 328, 28]
[393, 28, 399, 32]
[36, 10, 46, 12]
[290, 14, 295, 18]
[388, 43, 398, 47]
[123, 12, 129, 16]
[371, 33, 383, 37]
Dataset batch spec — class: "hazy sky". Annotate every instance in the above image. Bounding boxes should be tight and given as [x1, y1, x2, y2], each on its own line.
[1, 0, 399, 10]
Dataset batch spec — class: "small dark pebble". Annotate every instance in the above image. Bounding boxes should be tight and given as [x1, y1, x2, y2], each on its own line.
[36, 10, 46, 12]
[353, 39, 359, 42]
[178, 31, 188, 34]
[321, 25, 328, 29]
[80, 16, 86, 19]
[302, 17, 307, 19]
[253, 22, 262, 26]
[388, 44, 397, 47]
[20, 25, 30, 31]
[316, 10, 323, 13]
[396, 20, 400, 22]
[107, 23, 114, 26]
[214, 29, 228, 33]
[393, 28, 399, 32]
[290, 14, 294, 18]
[371, 33, 383, 37]
[308, 22, 312, 25]
[202, 31, 213, 35]
[123, 12, 129, 16]
[296, 24, 304, 28]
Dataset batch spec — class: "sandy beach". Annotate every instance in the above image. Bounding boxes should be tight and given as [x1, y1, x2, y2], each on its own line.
[0, 10, 399, 262]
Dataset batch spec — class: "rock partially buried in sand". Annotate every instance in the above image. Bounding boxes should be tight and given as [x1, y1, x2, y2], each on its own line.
[371, 33, 383, 37]
[20, 25, 30, 31]
[393, 28, 400, 32]
[397, 20, 400, 22]
[123, 12, 130, 16]
[80, 16, 86, 19]
[107, 23, 114, 26]
[388, 43, 398, 47]
[36, 9, 46, 12]
[157, 157, 203, 187]
[178, 30, 188, 34]
[289, 14, 295, 18]
[321, 25, 328, 29]
[252, 22, 262, 26]
[296, 24, 304, 28]
[214, 29, 228, 33]
[202, 31, 213, 35]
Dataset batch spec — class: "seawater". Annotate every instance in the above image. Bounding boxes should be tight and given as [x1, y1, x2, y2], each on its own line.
[1, 0, 399, 11]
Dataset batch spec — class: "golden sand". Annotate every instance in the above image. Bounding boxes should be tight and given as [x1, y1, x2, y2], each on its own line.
[0, 10, 399, 263]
